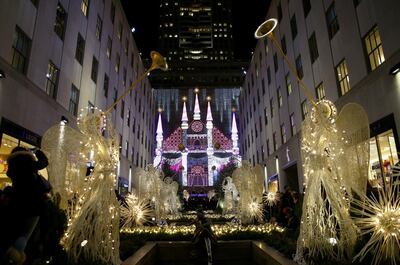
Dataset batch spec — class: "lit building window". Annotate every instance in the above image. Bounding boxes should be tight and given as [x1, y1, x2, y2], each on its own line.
[54, 3, 67, 40]
[301, 100, 308, 120]
[315, 82, 326, 100]
[281, 124, 287, 144]
[286, 74, 292, 95]
[81, 0, 89, 17]
[364, 26, 385, 71]
[107, 36, 112, 59]
[290, 113, 296, 136]
[45, 61, 59, 99]
[69, 84, 80, 116]
[326, 3, 339, 39]
[12, 26, 31, 75]
[336, 59, 350, 96]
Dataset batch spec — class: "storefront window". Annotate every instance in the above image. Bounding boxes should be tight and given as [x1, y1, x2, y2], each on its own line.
[0, 133, 46, 189]
[369, 129, 398, 187]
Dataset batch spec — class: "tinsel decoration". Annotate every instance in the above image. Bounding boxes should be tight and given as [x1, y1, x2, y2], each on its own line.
[294, 100, 370, 264]
[232, 161, 264, 224]
[351, 183, 400, 265]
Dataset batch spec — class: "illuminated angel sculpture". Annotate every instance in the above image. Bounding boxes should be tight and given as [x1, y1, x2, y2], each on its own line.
[232, 161, 264, 224]
[221, 177, 238, 214]
[294, 100, 370, 263]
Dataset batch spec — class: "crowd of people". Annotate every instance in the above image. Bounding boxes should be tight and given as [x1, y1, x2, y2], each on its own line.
[263, 185, 302, 230]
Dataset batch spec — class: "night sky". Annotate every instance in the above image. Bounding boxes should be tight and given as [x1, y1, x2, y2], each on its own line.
[121, 0, 271, 61]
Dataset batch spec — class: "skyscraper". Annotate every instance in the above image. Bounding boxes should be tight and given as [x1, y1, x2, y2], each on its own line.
[151, 0, 245, 137]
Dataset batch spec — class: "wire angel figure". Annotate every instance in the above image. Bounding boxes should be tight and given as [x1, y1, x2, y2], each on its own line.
[294, 100, 370, 264]
[42, 109, 120, 265]
[221, 176, 238, 214]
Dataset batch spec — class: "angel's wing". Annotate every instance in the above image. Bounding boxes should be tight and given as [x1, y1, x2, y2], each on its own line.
[336, 103, 370, 196]
[42, 124, 87, 204]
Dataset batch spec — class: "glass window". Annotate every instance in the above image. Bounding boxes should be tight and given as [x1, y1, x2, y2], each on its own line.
[118, 22, 123, 40]
[91, 56, 98, 83]
[277, 88, 282, 107]
[111, 1, 115, 23]
[96, 15, 102, 40]
[273, 53, 278, 72]
[107, 36, 112, 59]
[113, 89, 117, 109]
[103, 74, 109, 97]
[262, 78, 266, 95]
[54, 3, 67, 40]
[75, 33, 85, 65]
[281, 36, 287, 54]
[364, 26, 385, 71]
[273, 132, 277, 151]
[301, 100, 308, 120]
[308, 32, 319, 63]
[277, 2, 282, 22]
[267, 67, 271, 84]
[281, 124, 287, 144]
[125, 38, 129, 55]
[290, 15, 298, 40]
[336, 59, 350, 96]
[326, 3, 339, 39]
[123, 67, 127, 86]
[12, 26, 31, 75]
[296, 55, 303, 79]
[69, 84, 80, 116]
[316, 82, 326, 100]
[290, 113, 296, 135]
[270, 98, 274, 118]
[369, 130, 399, 187]
[115, 53, 120, 72]
[45, 61, 59, 99]
[121, 100, 125, 119]
[264, 107, 268, 125]
[286, 74, 292, 95]
[303, 0, 311, 17]
[81, 0, 90, 17]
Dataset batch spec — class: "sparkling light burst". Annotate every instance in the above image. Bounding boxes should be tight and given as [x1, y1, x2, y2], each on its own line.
[120, 194, 152, 228]
[351, 185, 400, 265]
[263, 192, 277, 206]
[248, 201, 264, 222]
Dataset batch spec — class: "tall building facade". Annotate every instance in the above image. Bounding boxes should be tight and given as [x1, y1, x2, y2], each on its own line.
[151, 0, 244, 138]
[0, 0, 155, 192]
[240, 0, 400, 193]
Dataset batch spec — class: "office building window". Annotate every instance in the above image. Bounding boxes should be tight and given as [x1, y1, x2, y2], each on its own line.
[303, 0, 311, 17]
[290, 113, 296, 136]
[277, 2, 282, 22]
[259, 116, 262, 132]
[110, 1, 115, 23]
[125, 141, 129, 157]
[336, 60, 350, 96]
[281, 124, 287, 144]
[91, 56, 98, 83]
[266, 139, 270, 155]
[54, 3, 67, 40]
[45, 61, 59, 99]
[127, 109, 131, 126]
[123, 67, 127, 86]
[106, 36, 112, 59]
[95, 15, 102, 40]
[281, 36, 287, 54]
[295, 55, 303, 79]
[81, 0, 89, 17]
[364, 26, 385, 71]
[131, 53, 134, 68]
[270, 98, 274, 118]
[301, 100, 308, 120]
[262, 78, 266, 95]
[286, 74, 292, 95]
[12, 27, 31, 75]
[103, 74, 109, 97]
[69, 84, 80, 116]
[125, 38, 129, 55]
[273, 132, 277, 151]
[308, 32, 319, 63]
[316, 82, 326, 100]
[273, 53, 278, 72]
[75, 33, 85, 65]
[115, 53, 120, 72]
[117, 22, 123, 40]
[264, 107, 268, 125]
[30, 0, 39, 7]
[290, 15, 298, 40]
[277, 88, 282, 107]
[326, 3, 339, 39]
[267, 67, 271, 84]
[113, 89, 117, 109]
[121, 100, 125, 119]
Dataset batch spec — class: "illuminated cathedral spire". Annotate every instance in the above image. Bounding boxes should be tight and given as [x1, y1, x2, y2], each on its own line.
[181, 100, 189, 129]
[231, 112, 239, 155]
[193, 92, 201, 120]
[154, 112, 163, 167]
[206, 99, 213, 129]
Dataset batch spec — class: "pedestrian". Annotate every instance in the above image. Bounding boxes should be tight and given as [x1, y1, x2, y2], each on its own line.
[192, 208, 216, 265]
[2, 147, 51, 265]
